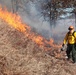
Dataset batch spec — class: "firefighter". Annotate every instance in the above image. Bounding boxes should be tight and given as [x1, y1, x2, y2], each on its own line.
[62, 26, 76, 63]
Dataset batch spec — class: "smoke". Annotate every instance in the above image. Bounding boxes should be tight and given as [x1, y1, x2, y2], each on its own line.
[18, 0, 52, 39]
[52, 18, 75, 44]
[0, 0, 75, 43]
[0, 0, 52, 39]
[0, 0, 12, 11]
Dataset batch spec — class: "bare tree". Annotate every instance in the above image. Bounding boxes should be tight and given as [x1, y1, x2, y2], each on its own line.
[11, 0, 22, 13]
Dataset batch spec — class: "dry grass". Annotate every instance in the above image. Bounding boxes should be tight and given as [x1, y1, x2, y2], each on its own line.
[0, 19, 76, 75]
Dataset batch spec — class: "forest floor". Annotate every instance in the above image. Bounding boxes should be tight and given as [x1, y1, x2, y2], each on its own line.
[0, 19, 76, 75]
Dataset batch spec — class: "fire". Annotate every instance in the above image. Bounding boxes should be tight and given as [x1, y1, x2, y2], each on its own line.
[0, 7, 30, 32]
[0, 7, 62, 51]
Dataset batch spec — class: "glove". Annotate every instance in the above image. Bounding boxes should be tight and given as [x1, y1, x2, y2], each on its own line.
[62, 43, 64, 47]
[61, 43, 65, 51]
[61, 47, 64, 51]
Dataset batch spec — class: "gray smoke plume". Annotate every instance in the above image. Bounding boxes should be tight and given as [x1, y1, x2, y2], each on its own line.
[0, 0, 75, 43]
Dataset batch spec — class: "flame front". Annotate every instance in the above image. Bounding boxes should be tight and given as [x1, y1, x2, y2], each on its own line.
[0, 7, 30, 32]
[0, 7, 61, 51]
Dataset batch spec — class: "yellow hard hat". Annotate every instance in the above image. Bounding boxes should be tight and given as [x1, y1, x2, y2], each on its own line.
[68, 26, 74, 30]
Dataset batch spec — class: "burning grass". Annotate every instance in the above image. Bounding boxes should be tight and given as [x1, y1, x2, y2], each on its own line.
[0, 6, 62, 51]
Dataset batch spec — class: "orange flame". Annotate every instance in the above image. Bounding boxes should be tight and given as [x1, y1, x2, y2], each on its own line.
[0, 7, 61, 51]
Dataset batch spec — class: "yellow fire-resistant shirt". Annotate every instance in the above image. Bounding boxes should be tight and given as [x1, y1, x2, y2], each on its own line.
[63, 31, 76, 44]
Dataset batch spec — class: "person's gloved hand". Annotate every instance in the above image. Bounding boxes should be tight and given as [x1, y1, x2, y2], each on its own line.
[62, 43, 64, 47]
[61, 47, 64, 51]
[61, 43, 65, 51]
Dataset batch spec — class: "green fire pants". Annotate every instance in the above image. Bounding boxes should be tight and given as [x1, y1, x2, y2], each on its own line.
[66, 44, 76, 62]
